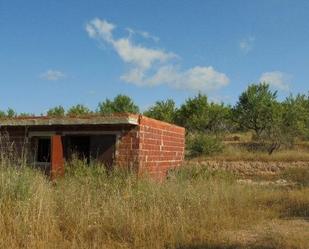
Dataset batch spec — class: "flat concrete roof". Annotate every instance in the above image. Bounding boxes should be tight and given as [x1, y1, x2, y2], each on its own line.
[0, 113, 139, 127]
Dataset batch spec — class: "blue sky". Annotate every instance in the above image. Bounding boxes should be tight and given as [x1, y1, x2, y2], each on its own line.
[1, 0, 309, 114]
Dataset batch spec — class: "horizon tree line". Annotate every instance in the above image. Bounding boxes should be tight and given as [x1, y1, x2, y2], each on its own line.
[1, 83, 309, 151]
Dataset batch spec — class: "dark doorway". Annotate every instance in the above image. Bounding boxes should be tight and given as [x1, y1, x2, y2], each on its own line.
[90, 135, 116, 169]
[37, 138, 51, 162]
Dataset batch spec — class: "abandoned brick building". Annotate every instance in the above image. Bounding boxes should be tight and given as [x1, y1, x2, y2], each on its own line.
[0, 114, 185, 179]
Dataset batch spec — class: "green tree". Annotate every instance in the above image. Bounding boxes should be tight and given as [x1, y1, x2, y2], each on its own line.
[6, 108, 16, 118]
[292, 93, 309, 139]
[175, 93, 210, 132]
[232, 83, 278, 138]
[67, 104, 91, 116]
[143, 99, 176, 123]
[0, 110, 6, 118]
[175, 93, 231, 133]
[271, 94, 309, 146]
[207, 103, 232, 134]
[47, 106, 65, 117]
[97, 94, 139, 114]
[260, 98, 307, 154]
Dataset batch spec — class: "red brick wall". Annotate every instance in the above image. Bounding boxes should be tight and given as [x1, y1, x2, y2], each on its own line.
[115, 126, 140, 171]
[138, 116, 185, 179]
[0, 118, 186, 180]
[0, 125, 139, 168]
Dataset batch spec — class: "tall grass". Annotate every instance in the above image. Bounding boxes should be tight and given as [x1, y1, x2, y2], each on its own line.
[206, 143, 309, 162]
[0, 163, 308, 249]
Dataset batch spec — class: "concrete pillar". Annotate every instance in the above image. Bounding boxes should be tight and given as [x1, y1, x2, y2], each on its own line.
[51, 135, 64, 180]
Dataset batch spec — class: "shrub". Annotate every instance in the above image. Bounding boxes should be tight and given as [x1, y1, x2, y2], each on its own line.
[186, 133, 223, 158]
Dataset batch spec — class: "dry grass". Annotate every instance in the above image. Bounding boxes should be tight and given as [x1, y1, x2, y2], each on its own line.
[209, 132, 309, 162]
[0, 162, 308, 249]
[206, 143, 309, 162]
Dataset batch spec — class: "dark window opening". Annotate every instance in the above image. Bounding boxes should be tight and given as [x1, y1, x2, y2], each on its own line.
[67, 136, 91, 163]
[64, 134, 116, 168]
[37, 138, 51, 162]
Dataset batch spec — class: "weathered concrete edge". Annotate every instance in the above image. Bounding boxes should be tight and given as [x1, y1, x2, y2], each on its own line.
[0, 115, 139, 126]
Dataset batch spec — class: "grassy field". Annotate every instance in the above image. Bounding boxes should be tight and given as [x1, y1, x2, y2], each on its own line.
[206, 132, 309, 162]
[186, 131, 309, 162]
[206, 144, 309, 162]
[0, 161, 308, 249]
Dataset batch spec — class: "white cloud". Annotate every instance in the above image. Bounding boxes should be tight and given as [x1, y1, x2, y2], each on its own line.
[113, 38, 176, 70]
[134, 65, 228, 91]
[86, 18, 229, 92]
[126, 28, 160, 42]
[85, 18, 115, 42]
[86, 19, 175, 69]
[259, 71, 290, 91]
[183, 66, 229, 91]
[239, 36, 255, 54]
[40, 70, 66, 81]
